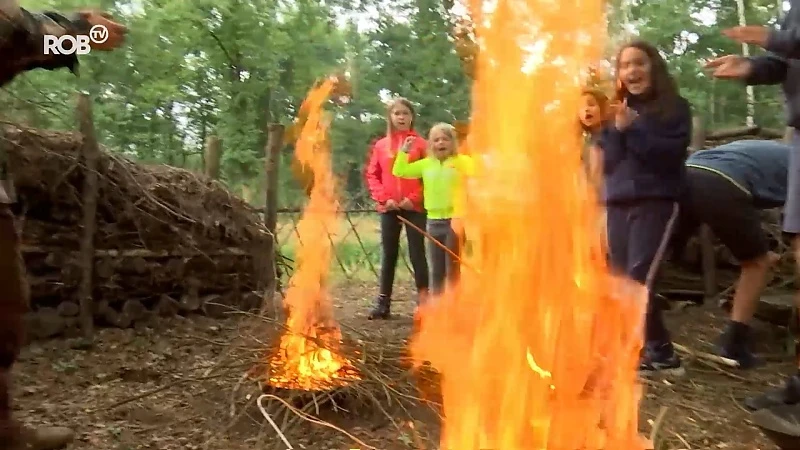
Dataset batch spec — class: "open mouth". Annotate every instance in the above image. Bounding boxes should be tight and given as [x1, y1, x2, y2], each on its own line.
[584, 113, 594, 121]
[626, 78, 644, 89]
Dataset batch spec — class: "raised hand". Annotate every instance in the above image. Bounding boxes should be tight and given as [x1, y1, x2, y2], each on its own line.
[613, 98, 638, 131]
[78, 10, 127, 51]
[400, 136, 416, 153]
[722, 26, 769, 47]
[704, 55, 752, 80]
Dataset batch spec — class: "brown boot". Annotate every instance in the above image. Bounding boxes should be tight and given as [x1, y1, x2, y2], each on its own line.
[7, 424, 75, 450]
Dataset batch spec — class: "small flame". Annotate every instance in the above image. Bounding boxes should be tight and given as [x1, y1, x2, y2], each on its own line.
[267, 77, 360, 391]
[411, 0, 648, 448]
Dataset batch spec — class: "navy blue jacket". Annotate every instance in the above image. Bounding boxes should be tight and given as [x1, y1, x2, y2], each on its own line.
[597, 95, 692, 204]
[746, 0, 800, 129]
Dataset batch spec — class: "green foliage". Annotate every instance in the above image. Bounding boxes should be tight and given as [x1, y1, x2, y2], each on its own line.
[1, 0, 790, 211]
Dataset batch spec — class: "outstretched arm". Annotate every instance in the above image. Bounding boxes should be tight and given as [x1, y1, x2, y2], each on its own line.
[746, 54, 788, 86]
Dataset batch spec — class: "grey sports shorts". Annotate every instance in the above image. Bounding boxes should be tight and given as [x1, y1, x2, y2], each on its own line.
[784, 130, 800, 234]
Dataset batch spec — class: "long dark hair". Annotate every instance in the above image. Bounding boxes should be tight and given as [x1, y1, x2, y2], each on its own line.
[614, 40, 681, 120]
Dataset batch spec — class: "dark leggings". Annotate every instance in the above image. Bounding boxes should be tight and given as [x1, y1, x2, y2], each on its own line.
[606, 200, 679, 351]
[379, 211, 429, 297]
[427, 219, 463, 295]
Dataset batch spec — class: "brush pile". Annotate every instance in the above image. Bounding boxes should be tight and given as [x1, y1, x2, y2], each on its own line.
[2, 124, 288, 339]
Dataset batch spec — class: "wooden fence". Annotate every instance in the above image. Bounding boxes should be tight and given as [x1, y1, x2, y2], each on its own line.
[273, 207, 415, 282]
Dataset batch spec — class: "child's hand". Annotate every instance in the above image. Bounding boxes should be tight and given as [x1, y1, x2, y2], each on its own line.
[399, 198, 414, 210]
[400, 136, 416, 152]
[614, 98, 638, 131]
[384, 199, 399, 210]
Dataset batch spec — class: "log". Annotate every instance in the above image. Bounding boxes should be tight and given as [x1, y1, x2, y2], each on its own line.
[57, 301, 80, 317]
[155, 295, 180, 317]
[705, 126, 784, 141]
[179, 278, 202, 312]
[76, 93, 100, 339]
[757, 294, 794, 326]
[26, 307, 66, 339]
[121, 299, 148, 323]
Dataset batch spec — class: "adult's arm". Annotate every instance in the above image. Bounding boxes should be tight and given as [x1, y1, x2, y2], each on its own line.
[745, 54, 788, 86]
[0, 3, 126, 86]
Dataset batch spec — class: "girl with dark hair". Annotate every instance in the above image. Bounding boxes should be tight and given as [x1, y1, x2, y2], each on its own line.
[597, 40, 692, 377]
[364, 97, 430, 320]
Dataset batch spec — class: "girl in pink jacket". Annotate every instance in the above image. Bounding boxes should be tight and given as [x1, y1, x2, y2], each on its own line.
[364, 97, 430, 319]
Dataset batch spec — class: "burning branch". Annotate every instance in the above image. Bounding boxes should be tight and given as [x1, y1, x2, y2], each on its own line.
[263, 76, 360, 392]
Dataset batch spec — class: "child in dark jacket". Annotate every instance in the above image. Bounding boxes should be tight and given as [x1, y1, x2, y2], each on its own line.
[598, 40, 691, 378]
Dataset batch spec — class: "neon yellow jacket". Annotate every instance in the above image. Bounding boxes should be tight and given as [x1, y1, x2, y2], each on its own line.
[392, 152, 474, 219]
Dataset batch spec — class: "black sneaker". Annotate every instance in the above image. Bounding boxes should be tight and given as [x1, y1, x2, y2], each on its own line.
[717, 341, 763, 369]
[744, 374, 800, 412]
[638, 345, 686, 378]
[367, 295, 391, 320]
[716, 322, 764, 369]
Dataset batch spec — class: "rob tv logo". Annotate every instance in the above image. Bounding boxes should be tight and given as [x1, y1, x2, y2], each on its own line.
[43, 25, 108, 55]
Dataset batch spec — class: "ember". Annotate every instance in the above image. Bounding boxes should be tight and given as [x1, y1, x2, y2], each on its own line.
[410, 0, 649, 448]
[265, 77, 361, 391]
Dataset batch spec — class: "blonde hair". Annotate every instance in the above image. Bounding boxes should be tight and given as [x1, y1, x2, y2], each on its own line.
[428, 122, 458, 157]
[386, 97, 416, 136]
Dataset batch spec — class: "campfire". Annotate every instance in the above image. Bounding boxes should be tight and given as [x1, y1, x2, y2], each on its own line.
[410, 0, 650, 448]
[264, 77, 361, 392]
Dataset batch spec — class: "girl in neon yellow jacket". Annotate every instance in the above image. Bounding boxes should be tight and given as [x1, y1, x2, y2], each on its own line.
[392, 123, 474, 297]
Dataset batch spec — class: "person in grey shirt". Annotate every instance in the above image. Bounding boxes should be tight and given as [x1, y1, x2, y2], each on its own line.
[705, 0, 800, 413]
[0, 1, 126, 448]
[672, 140, 787, 371]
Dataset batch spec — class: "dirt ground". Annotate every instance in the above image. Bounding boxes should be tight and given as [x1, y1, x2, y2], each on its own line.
[11, 282, 796, 450]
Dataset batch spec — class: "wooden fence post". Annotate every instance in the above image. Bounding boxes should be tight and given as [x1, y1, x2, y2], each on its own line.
[261, 124, 283, 317]
[689, 116, 706, 153]
[76, 93, 100, 339]
[690, 117, 718, 302]
[784, 126, 795, 144]
[204, 135, 222, 179]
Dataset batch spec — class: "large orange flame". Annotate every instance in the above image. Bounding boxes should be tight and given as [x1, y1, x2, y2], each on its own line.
[268, 77, 360, 391]
[411, 0, 648, 448]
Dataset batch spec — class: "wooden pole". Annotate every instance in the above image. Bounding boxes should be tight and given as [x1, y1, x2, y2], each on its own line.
[784, 126, 795, 144]
[76, 93, 100, 339]
[204, 135, 222, 179]
[689, 116, 718, 302]
[261, 123, 283, 318]
[689, 116, 707, 153]
[699, 225, 717, 302]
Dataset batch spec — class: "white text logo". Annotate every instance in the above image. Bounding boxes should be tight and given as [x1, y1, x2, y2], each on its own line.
[43, 25, 108, 55]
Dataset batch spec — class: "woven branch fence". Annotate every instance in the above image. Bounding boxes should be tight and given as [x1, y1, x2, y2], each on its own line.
[273, 207, 415, 282]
